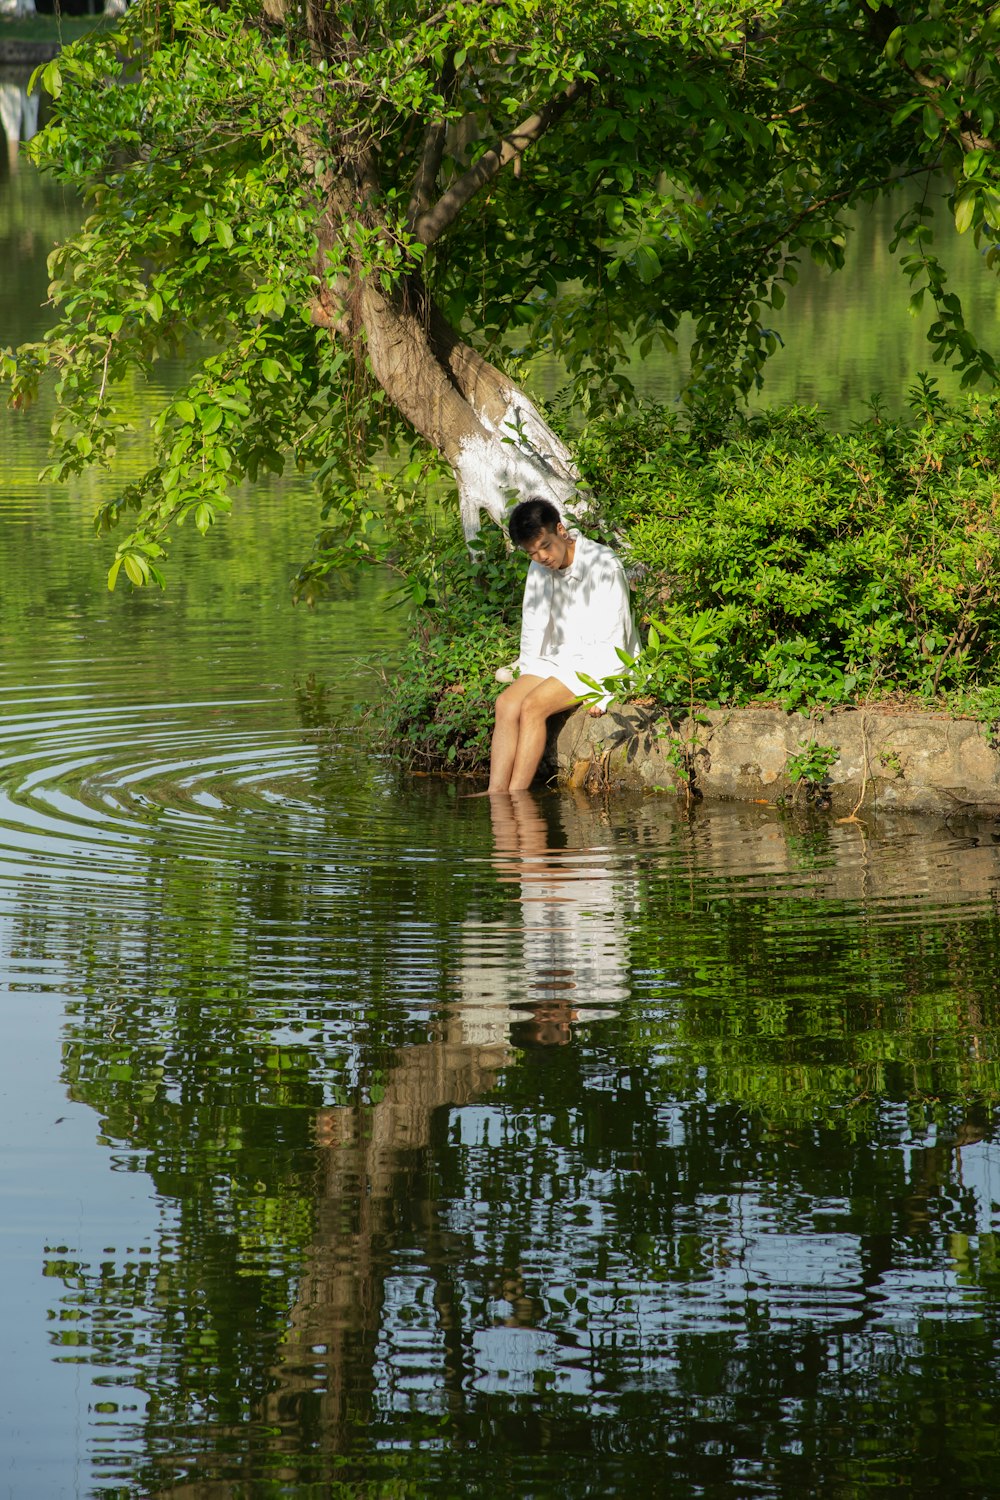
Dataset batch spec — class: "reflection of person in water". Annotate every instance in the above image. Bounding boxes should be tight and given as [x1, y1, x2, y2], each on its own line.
[284, 797, 633, 1438]
[460, 791, 632, 1047]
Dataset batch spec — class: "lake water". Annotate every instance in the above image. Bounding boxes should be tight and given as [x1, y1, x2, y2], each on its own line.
[3, 157, 1000, 1498]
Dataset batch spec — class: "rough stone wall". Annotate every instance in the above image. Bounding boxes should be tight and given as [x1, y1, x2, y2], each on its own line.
[549, 704, 1000, 815]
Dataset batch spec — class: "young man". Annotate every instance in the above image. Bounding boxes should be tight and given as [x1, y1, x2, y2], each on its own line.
[488, 497, 639, 794]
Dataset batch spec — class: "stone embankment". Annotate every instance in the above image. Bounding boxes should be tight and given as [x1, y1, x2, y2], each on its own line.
[550, 702, 1000, 815]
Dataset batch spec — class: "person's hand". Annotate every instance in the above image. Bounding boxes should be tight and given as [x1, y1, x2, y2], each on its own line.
[586, 704, 606, 718]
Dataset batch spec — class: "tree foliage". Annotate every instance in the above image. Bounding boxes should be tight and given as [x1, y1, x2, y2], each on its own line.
[4, 0, 1000, 589]
[577, 391, 1000, 710]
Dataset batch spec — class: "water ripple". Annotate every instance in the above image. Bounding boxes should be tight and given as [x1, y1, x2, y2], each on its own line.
[3, 666, 1000, 936]
[0, 695, 321, 868]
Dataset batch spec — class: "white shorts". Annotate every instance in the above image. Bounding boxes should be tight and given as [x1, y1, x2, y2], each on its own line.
[518, 656, 590, 698]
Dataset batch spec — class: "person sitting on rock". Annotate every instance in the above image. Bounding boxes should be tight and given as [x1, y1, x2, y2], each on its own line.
[487, 497, 639, 795]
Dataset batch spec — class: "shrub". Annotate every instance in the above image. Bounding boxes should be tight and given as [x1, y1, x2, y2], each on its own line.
[377, 389, 1000, 772]
[575, 391, 1000, 709]
[369, 518, 520, 771]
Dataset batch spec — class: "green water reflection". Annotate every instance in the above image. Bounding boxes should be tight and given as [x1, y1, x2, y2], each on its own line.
[16, 778, 1000, 1498]
[2, 162, 1000, 1498]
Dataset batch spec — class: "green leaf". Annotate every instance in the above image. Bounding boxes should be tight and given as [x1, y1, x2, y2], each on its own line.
[260, 358, 283, 383]
[954, 192, 976, 234]
[634, 244, 661, 285]
[890, 96, 925, 128]
[41, 60, 62, 99]
[123, 554, 148, 587]
[703, 119, 726, 151]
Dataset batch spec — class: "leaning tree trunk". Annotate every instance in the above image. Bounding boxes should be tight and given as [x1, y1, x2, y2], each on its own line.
[294, 6, 589, 542]
[318, 272, 587, 540]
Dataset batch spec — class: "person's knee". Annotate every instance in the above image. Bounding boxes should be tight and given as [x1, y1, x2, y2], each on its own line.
[494, 689, 522, 726]
[520, 692, 555, 726]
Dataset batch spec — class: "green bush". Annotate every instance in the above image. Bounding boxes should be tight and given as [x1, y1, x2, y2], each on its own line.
[575, 389, 1000, 710]
[369, 518, 520, 771]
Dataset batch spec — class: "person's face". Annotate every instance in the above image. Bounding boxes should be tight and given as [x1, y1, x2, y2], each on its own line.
[522, 524, 573, 570]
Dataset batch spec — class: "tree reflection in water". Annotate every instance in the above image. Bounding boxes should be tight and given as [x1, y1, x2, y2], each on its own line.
[269, 790, 635, 1466]
[0, 71, 39, 174]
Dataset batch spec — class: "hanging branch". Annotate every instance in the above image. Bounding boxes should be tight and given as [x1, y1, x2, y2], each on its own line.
[412, 78, 587, 246]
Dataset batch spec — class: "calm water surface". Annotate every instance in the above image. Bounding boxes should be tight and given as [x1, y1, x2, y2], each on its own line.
[3, 160, 1000, 1498]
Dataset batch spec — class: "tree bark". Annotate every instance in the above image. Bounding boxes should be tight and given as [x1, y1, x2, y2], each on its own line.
[305, 172, 586, 537]
[338, 274, 585, 539]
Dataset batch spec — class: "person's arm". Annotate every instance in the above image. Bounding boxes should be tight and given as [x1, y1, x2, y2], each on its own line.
[515, 562, 548, 670]
[566, 551, 638, 682]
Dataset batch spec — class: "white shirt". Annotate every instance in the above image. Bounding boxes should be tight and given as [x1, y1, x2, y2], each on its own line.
[516, 531, 640, 698]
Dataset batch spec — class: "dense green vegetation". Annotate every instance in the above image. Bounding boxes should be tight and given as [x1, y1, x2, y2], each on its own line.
[379, 390, 1000, 770]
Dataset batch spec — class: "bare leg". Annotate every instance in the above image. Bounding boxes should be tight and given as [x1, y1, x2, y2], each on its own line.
[490, 677, 578, 793]
[488, 676, 543, 792]
[508, 678, 578, 790]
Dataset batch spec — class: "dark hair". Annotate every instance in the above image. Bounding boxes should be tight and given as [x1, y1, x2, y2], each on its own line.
[508, 497, 562, 547]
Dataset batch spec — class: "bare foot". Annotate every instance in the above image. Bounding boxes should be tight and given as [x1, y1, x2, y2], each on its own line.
[587, 705, 606, 718]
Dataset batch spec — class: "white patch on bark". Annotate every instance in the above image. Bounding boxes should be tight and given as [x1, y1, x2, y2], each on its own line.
[454, 386, 586, 540]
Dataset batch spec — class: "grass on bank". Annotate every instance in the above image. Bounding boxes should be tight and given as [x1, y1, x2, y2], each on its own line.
[373, 385, 1000, 775]
[0, 13, 115, 44]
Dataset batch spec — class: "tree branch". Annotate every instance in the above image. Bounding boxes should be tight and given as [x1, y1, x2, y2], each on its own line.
[406, 56, 457, 227]
[753, 161, 935, 265]
[412, 78, 586, 246]
[408, 120, 450, 226]
[860, 1, 996, 153]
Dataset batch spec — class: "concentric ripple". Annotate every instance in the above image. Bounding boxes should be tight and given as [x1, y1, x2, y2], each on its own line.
[0, 689, 324, 871]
